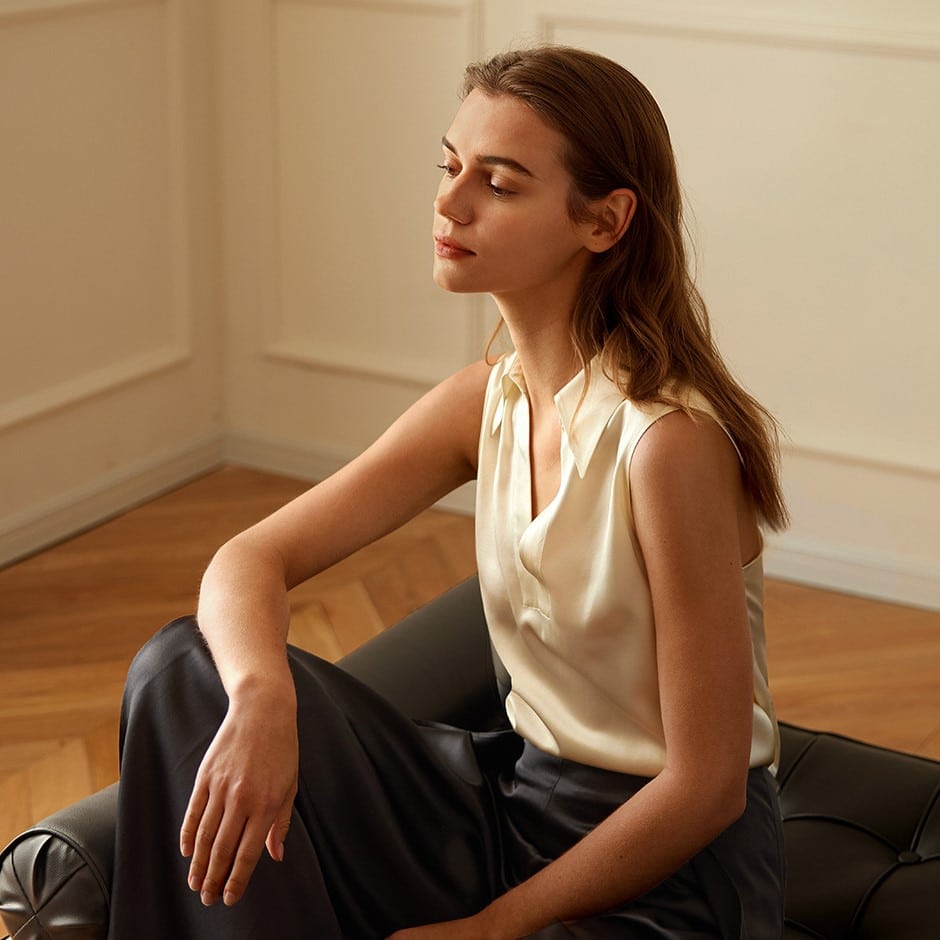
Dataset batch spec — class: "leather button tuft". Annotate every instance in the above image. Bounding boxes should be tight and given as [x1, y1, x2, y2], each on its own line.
[897, 850, 921, 864]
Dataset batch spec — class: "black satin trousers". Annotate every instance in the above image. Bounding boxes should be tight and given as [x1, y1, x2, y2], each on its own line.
[108, 617, 785, 939]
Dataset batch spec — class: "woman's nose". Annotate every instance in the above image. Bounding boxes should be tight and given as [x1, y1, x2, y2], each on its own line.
[434, 177, 471, 224]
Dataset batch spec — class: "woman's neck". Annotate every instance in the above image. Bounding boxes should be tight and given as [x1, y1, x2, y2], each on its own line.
[494, 296, 581, 414]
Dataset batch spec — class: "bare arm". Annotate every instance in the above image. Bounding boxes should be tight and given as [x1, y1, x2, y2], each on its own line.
[390, 411, 758, 939]
[182, 360, 490, 907]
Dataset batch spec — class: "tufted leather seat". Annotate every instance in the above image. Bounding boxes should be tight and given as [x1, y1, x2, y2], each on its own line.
[776, 724, 940, 938]
[3, 577, 939, 938]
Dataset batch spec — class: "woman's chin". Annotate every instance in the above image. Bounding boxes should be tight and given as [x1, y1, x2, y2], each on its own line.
[432, 266, 478, 294]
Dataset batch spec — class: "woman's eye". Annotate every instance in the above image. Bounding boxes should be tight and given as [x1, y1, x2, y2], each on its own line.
[437, 161, 513, 197]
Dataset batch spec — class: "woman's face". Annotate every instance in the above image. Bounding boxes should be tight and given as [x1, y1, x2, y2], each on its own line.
[433, 91, 595, 307]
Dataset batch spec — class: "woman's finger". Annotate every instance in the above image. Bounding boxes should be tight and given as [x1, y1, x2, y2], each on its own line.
[186, 793, 224, 894]
[221, 814, 272, 906]
[179, 781, 209, 858]
[199, 808, 252, 906]
[264, 789, 295, 863]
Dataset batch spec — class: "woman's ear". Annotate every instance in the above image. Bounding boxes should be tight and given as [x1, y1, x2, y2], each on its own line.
[586, 189, 637, 253]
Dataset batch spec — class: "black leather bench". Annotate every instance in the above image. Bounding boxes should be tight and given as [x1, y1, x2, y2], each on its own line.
[3, 577, 938, 938]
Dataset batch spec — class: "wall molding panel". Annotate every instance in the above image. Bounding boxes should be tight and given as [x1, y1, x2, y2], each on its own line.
[534, 2, 940, 59]
[0, 346, 191, 432]
[1, 0, 196, 430]
[277, 0, 479, 16]
[784, 442, 940, 488]
[265, 340, 464, 389]
[259, 0, 486, 388]
[538, 15, 940, 463]
[0, 0, 157, 26]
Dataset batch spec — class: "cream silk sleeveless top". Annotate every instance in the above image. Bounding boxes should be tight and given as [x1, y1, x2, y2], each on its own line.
[475, 353, 779, 777]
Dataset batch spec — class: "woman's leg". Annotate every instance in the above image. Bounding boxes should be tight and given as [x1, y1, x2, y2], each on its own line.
[502, 746, 783, 940]
[109, 616, 503, 939]
[109, 617, 341, 938]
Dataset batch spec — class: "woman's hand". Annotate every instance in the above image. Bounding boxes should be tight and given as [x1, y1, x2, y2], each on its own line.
[179, 679, 298, 907]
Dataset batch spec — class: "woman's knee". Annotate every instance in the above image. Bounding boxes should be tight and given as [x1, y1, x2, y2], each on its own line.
[124, 615, 215, 703]
[120, 615, 226, 760]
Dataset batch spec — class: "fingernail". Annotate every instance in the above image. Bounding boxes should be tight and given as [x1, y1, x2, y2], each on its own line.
[224, 891, 236, 906]
[201, 891, 214, 906]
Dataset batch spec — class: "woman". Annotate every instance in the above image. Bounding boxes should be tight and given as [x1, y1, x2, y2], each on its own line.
[110, 46, 787, 939]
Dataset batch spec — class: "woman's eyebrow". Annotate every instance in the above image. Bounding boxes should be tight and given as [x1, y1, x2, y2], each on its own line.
[441, 136, 537, 179]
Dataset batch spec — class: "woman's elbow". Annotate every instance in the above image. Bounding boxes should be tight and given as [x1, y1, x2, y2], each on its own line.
[674, 762, 750, 840]
[701, 758, 751, 837]
[661, 759, 749, 840]
[717, 777, 749, 832]
[199, 530, 287, 602]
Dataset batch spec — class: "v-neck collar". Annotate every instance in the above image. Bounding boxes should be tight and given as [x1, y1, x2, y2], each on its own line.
[490, 353, 627, 477]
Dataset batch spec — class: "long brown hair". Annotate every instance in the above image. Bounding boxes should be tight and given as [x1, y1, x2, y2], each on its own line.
[462, 46, 788, 530]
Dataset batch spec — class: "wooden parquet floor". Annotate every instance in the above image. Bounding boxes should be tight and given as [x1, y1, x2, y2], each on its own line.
[2, 465, 939, 862]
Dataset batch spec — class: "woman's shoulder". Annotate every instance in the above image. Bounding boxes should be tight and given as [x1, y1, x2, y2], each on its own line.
[618, 381, 726, 451]
[628, 407, 745, 527]
[447, 357, 495, 392]
[425, 358, 495, 414]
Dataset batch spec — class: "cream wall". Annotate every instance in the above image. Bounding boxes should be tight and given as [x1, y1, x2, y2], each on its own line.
[0, 0, 223, 561]
[217, 0, 487, 486]
[2, 0, 938, 609]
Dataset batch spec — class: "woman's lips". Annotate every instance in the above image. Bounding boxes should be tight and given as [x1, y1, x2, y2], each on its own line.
[434, 236, 475, 259]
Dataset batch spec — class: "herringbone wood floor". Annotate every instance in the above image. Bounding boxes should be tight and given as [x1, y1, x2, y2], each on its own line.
[2, 466, 939, 866]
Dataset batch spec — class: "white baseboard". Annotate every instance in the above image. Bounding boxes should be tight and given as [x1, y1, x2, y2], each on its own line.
[0, 434, 224, 568]
[769, 446, 940, 612]
[765, 538, 940, 612]
[222, 432, 346, 487]
[6, 431, 935, 613]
